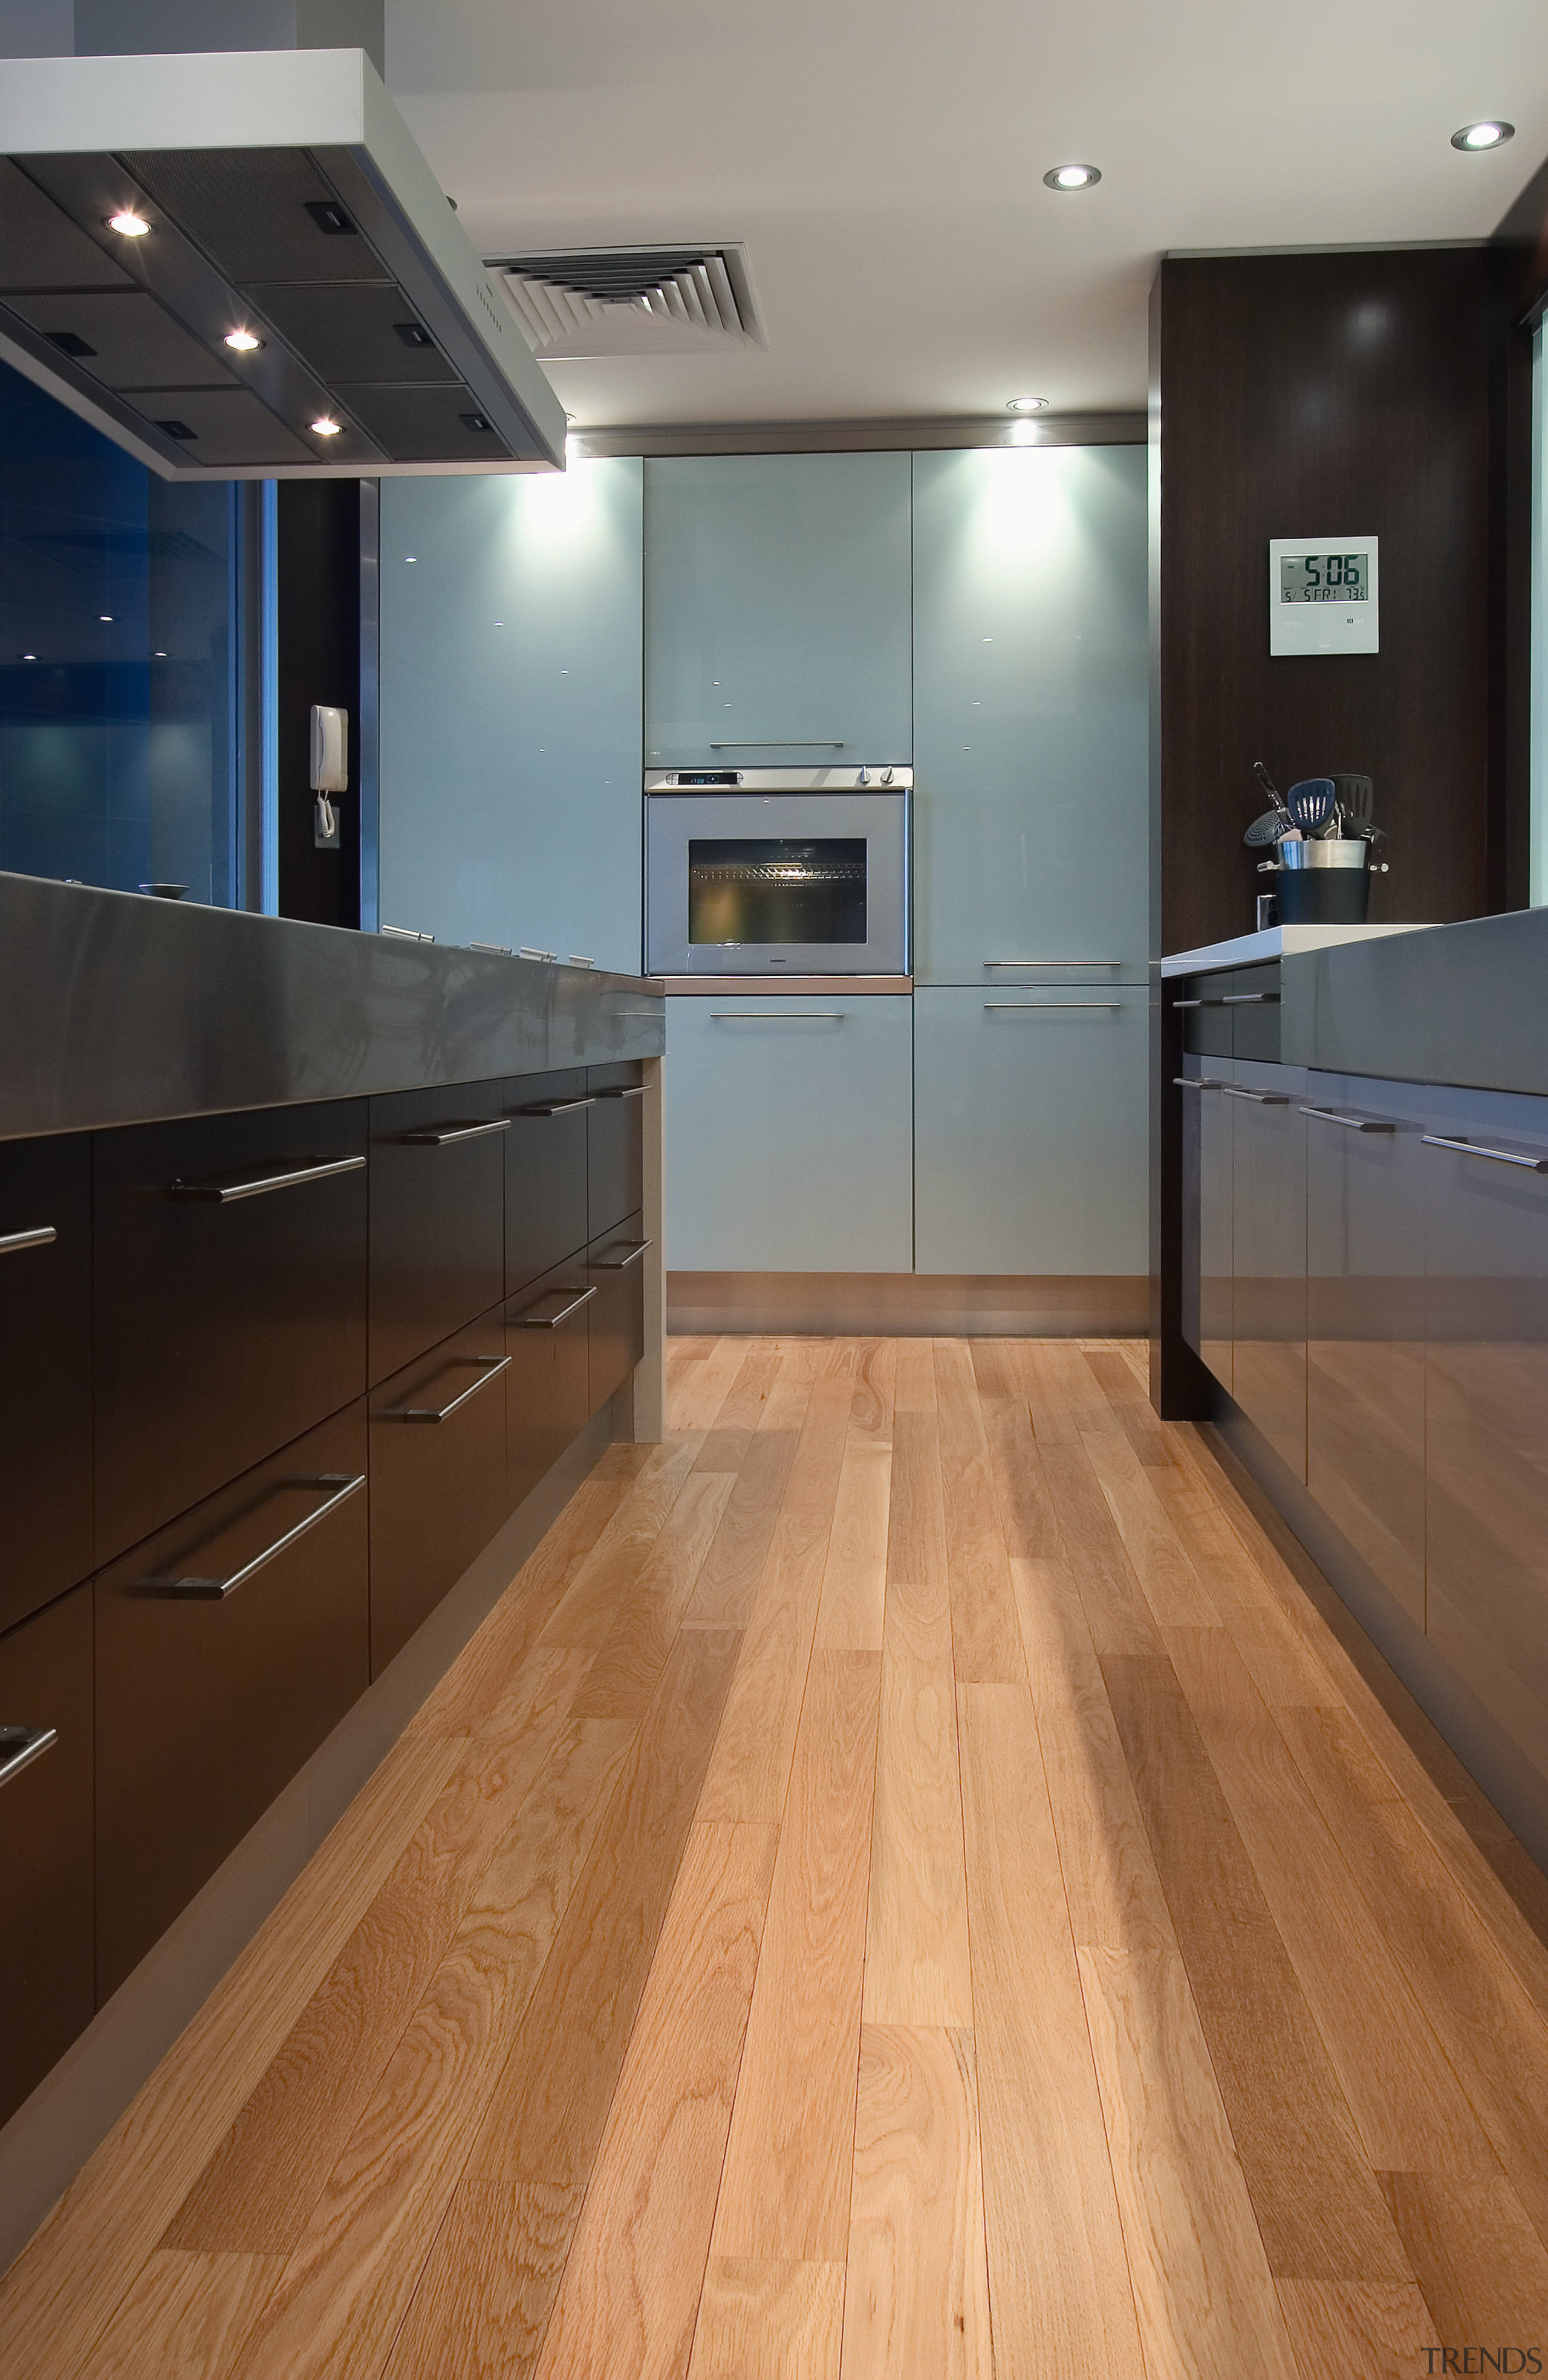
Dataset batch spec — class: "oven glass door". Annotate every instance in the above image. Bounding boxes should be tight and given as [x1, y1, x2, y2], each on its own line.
[646, 793, 908, 975]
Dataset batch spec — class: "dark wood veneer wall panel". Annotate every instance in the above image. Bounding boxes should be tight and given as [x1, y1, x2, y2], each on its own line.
[1153, 245, 1526, 958]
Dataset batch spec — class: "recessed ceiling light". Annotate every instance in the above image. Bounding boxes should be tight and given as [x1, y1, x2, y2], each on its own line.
[154, 650, 167, 658]
[99, 614, 113, 623]
[105, 209, 151, 237]
[20, 652, 36, 661]
[310, 416, 342, 437]
[224, 328, 263, 353]
[1451, 120, 1514, 151]
[1007, 396, 1049, 412]
[1044, 162, 1101, 190]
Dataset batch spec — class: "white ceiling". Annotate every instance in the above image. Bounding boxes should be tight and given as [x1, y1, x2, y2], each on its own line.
[386, 0, 1546, 429]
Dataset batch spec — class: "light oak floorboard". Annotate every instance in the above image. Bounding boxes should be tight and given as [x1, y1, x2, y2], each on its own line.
[841, 2025, 992, 2380]
[893, 1338, 938, 1414]
[957, 1683, 1145, 2379]
[539, 1435, 706, 1650]
[89, 2251, 284, 2380]
[1272, 2280, 1438, 2380]
[863, 1575, 973, 2027]
[530, 1821, 779, 2380]
[686, 2258, 845, 2380]
[1378, 2171, 1548, 2346]
[814, 1434, 891, 1653]
[936, 1340, 1028, 1687]
[1082, 1425, 1220, 1627]
[712, 1651, 882, 2263]
[685, 1427, 804, 1628]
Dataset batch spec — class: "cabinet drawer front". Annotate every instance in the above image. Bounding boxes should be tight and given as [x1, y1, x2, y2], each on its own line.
[506, 1257, 592, 1510]
[506, 1070, 591, 1294]
[368, 1085, 508, 1385]
[95, 1405, 369, 1996]
[664, 995, 914, 1273]
[94, 1104, 368, 1564]
[368, 1312, 509, 1676]
[587, 1066, 645, 1242]
[0, 1135, 93, 1633]
[587, 1211, 648, 1411]
[1179, 972, 1236, 1059]
[1228, 1062, 1307, 1481]
[914, 987, 1148, 1275]
[0, 1585, 94, 2125]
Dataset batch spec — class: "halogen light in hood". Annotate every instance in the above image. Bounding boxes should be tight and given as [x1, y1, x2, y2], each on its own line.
[0, 47, 566, 476]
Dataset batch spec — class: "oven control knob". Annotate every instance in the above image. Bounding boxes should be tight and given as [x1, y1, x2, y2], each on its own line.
[881, 767, 894, 784]
[856, 764, 870, 785]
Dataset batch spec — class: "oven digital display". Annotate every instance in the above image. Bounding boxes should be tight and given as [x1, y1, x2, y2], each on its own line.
[688, 839, 867, 945]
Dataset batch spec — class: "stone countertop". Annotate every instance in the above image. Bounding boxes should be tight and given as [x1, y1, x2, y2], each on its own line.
[0, 874, 665, 1142]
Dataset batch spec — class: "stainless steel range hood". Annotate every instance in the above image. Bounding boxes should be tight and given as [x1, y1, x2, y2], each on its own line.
[0, 48, 567, 476]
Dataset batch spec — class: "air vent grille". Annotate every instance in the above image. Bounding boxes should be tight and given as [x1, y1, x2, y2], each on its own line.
[489, 244, 762, 359]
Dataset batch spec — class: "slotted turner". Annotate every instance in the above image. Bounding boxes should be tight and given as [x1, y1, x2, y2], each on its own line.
[1287, 777, 1338, 835]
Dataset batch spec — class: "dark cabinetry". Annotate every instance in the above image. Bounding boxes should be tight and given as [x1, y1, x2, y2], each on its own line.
[1228, 1062, 1307, 1482]
[93, 1103, 368, 1564]
[368, 1088, 509, 1383]
[506, 1071, 591, 1293]
[587, 1067, 645, 1242]
[0, 1585, 94, 2127]
[1304, 1075, 1426, 1631]
[95, 1403, 369, 1995]
[588, 1212, 651, 1410]
[368, 1312, 509, 1675]
[506, 1257, 594, 1509]
[0, 1134, 92, 1634]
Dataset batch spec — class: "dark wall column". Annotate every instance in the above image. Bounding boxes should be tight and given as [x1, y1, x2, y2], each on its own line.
[276, 478, 361, 929]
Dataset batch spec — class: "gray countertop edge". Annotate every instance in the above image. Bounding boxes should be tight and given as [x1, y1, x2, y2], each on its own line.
[0, 874, 666, 1142]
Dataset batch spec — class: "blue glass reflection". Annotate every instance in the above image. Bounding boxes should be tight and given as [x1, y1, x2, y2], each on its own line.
[0, 357, 239, 903]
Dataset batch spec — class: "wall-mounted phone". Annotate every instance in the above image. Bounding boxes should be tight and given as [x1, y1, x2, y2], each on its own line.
[310, 704, 348, 849]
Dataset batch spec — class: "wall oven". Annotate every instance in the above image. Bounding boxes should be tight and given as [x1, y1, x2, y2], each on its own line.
[645, 766, 910, 977]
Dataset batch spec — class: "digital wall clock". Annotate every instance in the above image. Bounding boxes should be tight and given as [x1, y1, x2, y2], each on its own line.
[1267, 535, 1379, 656]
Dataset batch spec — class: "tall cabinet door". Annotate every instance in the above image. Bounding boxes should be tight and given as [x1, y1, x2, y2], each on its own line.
[1423, 1088, 1548, 1798]
[911, 446, 1148, 987]
[379, 461, 644, 967]
[644, 455, 913, 768]
[1304, 1076, 1426, 1630]
[914, 987, 1147, 1274]
[664, 994, 914, 1273]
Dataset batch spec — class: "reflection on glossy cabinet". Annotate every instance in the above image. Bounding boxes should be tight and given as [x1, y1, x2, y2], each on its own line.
[643, 454, 913, 767]
[665, 994, 914, 1272]
[914, 987, 1147, 1275]
[1178, 1061, 1232, 1388]
[1423, 1087, 1548, 1795]
[0, 1134, 92, 1635]
[0, 1584, 93, 2126]
[368, 1311, 509, 1676]
[911, 446, 1148, 986]
[1304, 1075, 1426, 1630]
[379, 461, 645, 967]
[1228, 1065, 1307, 1482]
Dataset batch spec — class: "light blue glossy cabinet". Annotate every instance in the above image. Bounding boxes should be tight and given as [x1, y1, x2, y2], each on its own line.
[379, 463, 643, 969]
[913, 987, 1148, 1274]
[911, 446, 1148, 986]
[665, 995, 913, 1272]
[644, 455, 913, 768]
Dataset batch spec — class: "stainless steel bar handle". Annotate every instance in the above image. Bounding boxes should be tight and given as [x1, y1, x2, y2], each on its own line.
[0, 1725, 58, 1792]
[984, 958, 1123, 969]
[394, 1356, 510, 1423]
[0, 1224, 56, 1256]
[401, 1119, 511, 1146]
[984, 1002, 1120, 1012]
[709, 740, 845, 749]
[1172, 1076, 1224, 1091]
[1223, 1086, 1290, 1105]
[1171, 998, 1227, 1009]
[590, 1238, 653, 1270]
[710, 1013, 845, 1021]
[1421, 1133, 1548, 1174]
[519, 946, 558, 962]
[520, 1284, 598, 1330]
[518, 1096, 597, 1117]
[469, 941, 511, 955]
[594, 1085, 646, 1101]
[140, 1472, 366, 1600]
[1301, 1107, 1395, 1133]
[170, 1154, 366, 1203]
[1222, 992, 1281, 1005]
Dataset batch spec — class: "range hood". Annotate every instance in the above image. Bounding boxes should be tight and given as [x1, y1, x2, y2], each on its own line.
[0, 47, 567, 476]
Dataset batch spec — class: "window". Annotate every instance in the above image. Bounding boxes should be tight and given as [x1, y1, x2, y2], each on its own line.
[0, 356, 243, 903]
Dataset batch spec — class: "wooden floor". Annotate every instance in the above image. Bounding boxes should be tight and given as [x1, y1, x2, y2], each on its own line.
[6, 1336, 1548, 2379]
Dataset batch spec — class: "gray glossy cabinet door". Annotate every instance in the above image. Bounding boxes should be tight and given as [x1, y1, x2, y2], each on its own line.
[665, 994, 913, 1272]
[1179, 1059, 1232, 1389]
[1423, 1086, 1548, 1795]
[912, 446, 1147, 986]
[1304, 1074, 1426, 1630]
[379, 462, 643, 969]
[1228, 1062, 1306, 1481]
[644, 455, 912, 767]
[914, 987, 1147, 1275]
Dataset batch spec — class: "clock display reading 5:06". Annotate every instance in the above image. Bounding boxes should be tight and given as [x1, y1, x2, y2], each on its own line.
[1280, 551, 1369, 603]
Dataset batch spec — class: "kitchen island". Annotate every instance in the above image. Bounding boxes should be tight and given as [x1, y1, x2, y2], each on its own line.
[0, 874, 665, 2264]
[1158, 908, 1548, 1873]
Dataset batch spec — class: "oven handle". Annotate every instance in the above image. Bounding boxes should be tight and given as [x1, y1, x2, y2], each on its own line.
[708, 740, 847, 749]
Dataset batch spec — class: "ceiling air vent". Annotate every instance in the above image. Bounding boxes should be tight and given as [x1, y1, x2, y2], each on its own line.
[489, 245, 764, 360]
